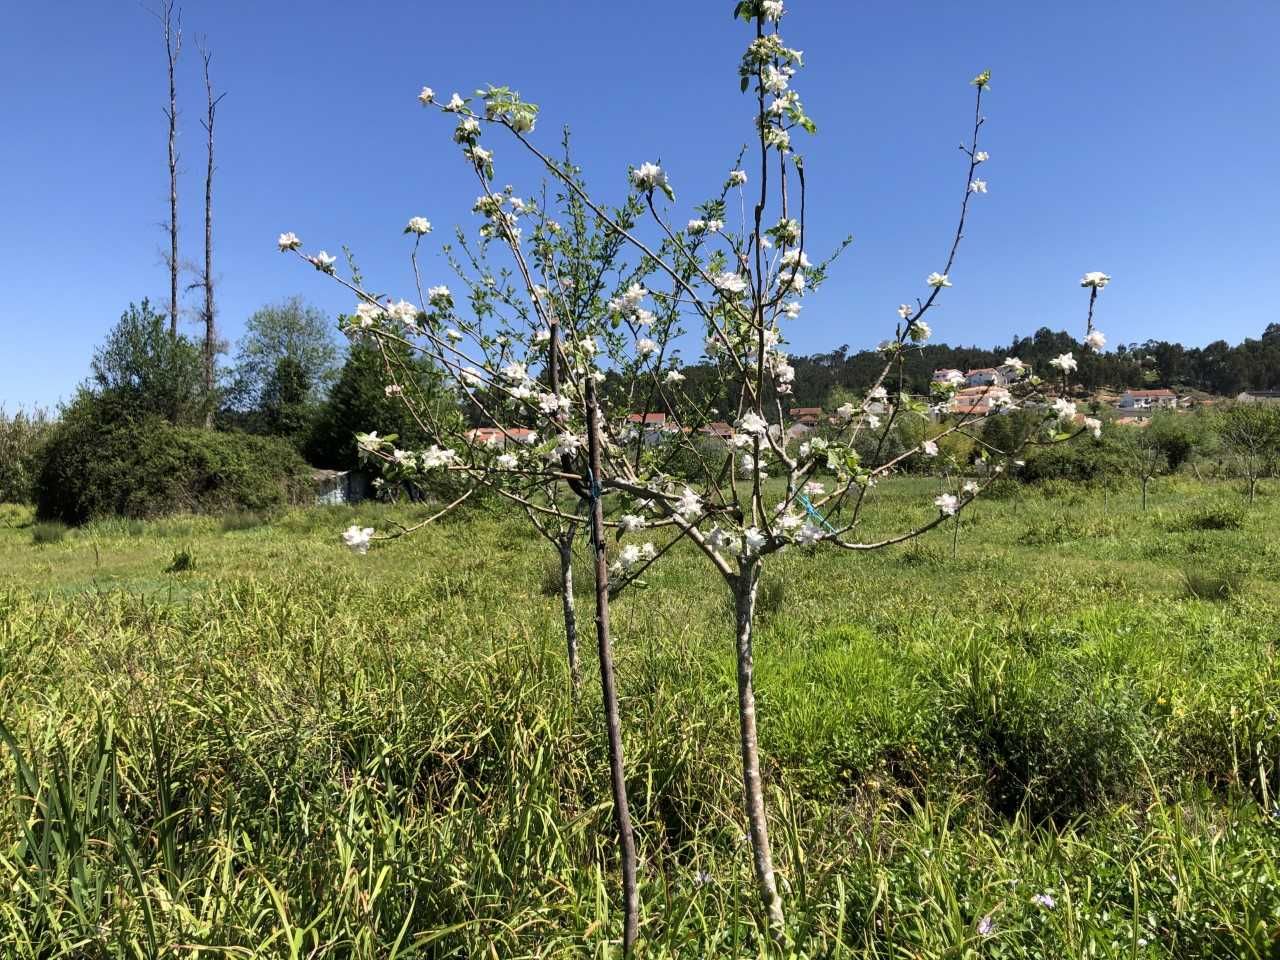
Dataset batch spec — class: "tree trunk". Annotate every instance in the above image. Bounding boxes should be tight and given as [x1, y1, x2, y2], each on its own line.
[1141, 477, 1149, 511]
[584, 380, 639, 954]
[558, 537, 581, 689]
[200, 45, 221, 428]
[1249, 475, 1257, 505]
[733, 562, 785, 935]
[163, 3, 181, 341]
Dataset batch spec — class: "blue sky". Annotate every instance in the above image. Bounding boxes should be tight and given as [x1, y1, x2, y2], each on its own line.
[2, 1, 1278, 410]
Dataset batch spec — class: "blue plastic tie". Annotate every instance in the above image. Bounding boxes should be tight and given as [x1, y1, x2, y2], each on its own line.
[798, 493, 837, 533]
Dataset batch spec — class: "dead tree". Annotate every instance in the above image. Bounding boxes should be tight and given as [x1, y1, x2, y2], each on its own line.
[198, 39, 226, 425]
[156, 1, 182, 339]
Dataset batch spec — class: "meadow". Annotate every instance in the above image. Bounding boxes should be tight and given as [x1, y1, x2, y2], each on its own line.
[1, 477, 1278, 958]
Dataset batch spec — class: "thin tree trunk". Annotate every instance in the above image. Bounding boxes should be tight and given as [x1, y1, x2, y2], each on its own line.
[162, 2, 181, 340]
[584, 380, 638, 954]
[558, 537, 581, 689]
[733, 561, 785, 935]
[1142, 478, 1149, 511]
[951, 511, 960, 561]
[199, 43, 223, 427]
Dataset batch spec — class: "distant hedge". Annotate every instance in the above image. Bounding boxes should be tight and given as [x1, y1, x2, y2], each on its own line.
[36, 399, 312, 524]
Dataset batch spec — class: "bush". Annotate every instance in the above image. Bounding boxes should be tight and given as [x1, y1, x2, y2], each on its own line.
[220, 510, 268, 533]
[1181, 567, 1246, 602]
[0, 503, 34, 528]
[1169, 503, 1245, 532]
[1020, 432, 1129, 485]
[164, 548, 197, 573]
[0, 407, 53, 504]
[31, 521, 67, 545]
[35, 396, 313, 525]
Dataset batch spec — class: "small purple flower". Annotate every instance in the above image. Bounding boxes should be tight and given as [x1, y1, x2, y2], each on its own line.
[1032, 892, 1056, 910]
[977, 915, 995, 937]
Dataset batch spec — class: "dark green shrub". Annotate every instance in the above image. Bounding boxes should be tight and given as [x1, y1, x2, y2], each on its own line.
[31, 521, 67, 545]
[220, 510, 267, 533]
[0, 407, 53, 504]
[1169, 503, 1245, 532]
[1021, 433, 1128, 485]
[35, 396, 312, 524]
[164, 548, 197, 573]
[941, 647, 1146, 823]
[1181, 568, 1246, 602]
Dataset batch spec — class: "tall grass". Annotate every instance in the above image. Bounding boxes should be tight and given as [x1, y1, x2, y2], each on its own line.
[0, 479, 1277, 956]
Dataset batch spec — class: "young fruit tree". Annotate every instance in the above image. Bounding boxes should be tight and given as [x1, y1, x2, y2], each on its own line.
[282, 0, 1114, 947]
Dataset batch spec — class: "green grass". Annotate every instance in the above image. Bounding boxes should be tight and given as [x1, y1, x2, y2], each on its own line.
[0, 477, 1278, 957]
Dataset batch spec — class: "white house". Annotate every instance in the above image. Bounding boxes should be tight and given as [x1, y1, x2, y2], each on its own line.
[1117, 389, 1177, 410]
[964, 367, 1007, 388]
[1236, 390, 1280, 406]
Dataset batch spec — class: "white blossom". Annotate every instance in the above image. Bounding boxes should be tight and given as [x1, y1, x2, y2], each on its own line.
[619, 514, 646, 533]
[342, 524, 374, 555]
[1003, 356, 1027, 374]
[898, 303, 914, 320]
[1049, 352, 1078, 373]
[312, 251, 336, 273]
[934, 494, 959, 516]
[739, 411, 769, 436]
[869, 385, 888, 401]
[1080, 272, 1111, 289]
[761, 0, 784, 21]
[974, 151, 989, 163]
[780, 249, 811, 269]
[909, 320, 932, 344]
[496, 453, 519, 469]
[836, 402, 855, 421]
[962, 480, 980, 495]
[1052, 398, 1078, 421]
[707, 526, 737, 553]
[553, 432, 582, 458]
[969, 179, 988, 194]
[277, 231, 301, 252]
[922, 439, 939, 457]
[728, 169, 748, 186]
[713, 271, 749, 294]
[675, 486, 703, 519]
[1084, 330, 1106, 351]
[445, 92, 465, 112]
[427, 285, 452, 307]
[538, 392, 569, 415]
[926, 272, 951, 288]
[665, 369, 686, 385]
[631, 162, 668, 192]
[1083, 416, 1102, 438]
[384, 384, 402, 397]
[417, 86, 435, 105]
[794, 523, 822, 547]
[742, 527, 768, 555]
[500, 361, 527, 382]
[636, 337, 657, 355]
[405, 216, 432, 235]
[420, 445, 457, 470]
[783, 301, 802, 319]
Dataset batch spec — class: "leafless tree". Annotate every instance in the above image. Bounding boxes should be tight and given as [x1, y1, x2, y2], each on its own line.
[152, 1, 182, 339]
[198, 38, 226, 425]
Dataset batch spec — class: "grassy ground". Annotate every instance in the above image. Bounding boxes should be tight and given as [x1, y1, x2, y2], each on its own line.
[1, 477, 1278, 957]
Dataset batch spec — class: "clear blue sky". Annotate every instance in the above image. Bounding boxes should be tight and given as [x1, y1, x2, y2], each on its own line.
[3, 1, 1278, 410]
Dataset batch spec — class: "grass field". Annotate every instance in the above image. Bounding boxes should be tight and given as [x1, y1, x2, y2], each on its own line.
[1, 477, 1278, 957]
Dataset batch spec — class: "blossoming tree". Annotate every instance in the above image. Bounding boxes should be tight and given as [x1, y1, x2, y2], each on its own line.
[282, 0, 1113, 946]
